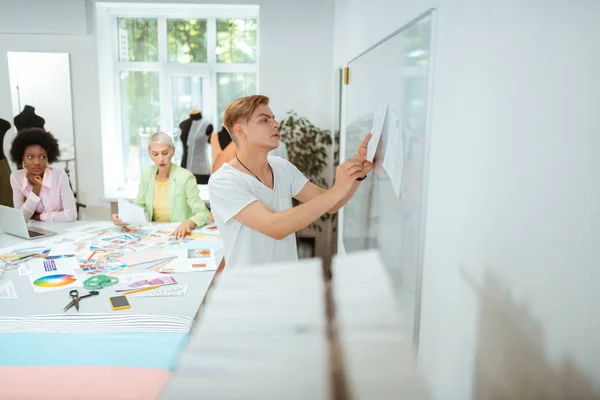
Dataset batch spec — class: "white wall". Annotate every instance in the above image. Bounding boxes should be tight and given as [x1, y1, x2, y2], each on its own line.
[334, 0, 600, 399]
[95, 0, 334, 127]
[0, 33, 102, 214]
[0, 0, 88, 35]
[7, 53, 74, 145]
[6, 51, 78, 190]
[1, 0, 334, 215]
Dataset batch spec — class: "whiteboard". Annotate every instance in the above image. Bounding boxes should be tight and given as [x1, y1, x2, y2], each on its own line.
[339, 10, 435, 343]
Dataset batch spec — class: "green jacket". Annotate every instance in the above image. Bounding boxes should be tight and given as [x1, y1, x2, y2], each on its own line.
[135, 164, 210, 227]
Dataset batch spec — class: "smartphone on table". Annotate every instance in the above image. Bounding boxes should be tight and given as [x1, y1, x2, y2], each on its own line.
[109, 295, 130, 311]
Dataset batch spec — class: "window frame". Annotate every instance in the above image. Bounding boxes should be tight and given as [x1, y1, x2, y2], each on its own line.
[97, 3, 259, 197]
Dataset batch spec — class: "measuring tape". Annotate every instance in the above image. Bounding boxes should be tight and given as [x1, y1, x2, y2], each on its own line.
[83, 274, 119, 290]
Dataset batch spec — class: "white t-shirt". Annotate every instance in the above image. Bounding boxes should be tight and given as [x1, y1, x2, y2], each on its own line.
[208, 156, 309, 268]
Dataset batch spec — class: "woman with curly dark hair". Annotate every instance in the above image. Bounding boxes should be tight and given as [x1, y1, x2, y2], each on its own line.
[9, 128, 77, 222]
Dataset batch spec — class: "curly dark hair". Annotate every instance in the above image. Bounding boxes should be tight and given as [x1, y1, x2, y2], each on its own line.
[9, 128, 61, 164]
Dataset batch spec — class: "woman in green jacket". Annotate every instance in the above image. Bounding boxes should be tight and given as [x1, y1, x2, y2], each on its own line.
[112, 132, 211, 238]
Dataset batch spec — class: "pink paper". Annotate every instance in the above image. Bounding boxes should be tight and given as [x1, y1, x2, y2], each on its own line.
[0, 366, 170, 400]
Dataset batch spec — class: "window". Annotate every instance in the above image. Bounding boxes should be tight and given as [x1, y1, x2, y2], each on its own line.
[97, 5, 259, 195]
[167, 19, 208, 63]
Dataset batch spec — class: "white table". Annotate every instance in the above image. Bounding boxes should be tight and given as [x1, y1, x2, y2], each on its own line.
[0, 221, 223, 320]
[162, 258, 330, 400]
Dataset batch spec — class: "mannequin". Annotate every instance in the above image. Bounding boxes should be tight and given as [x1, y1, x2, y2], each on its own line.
[216, 125, 232, 150]
[0, 118, 13, 207]
[210, 125, 235, 173]
[0, 118, 10, 160]
[179, 110, 214, 169]
[13, 105, 45, 131]
[178, 110, 213, 183]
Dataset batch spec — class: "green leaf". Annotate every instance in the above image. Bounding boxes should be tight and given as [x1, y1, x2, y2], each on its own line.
[278, 110, 339, 230]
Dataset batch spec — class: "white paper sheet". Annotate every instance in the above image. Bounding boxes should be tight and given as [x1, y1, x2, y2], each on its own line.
[118, 198, 149, 227]
[382, 107, 405, 199]
[199, 223, 220, 236]
[160, 257, 218, 273]
[28, 272, 83, 293]
[367, 105, 388, 162]
[28, 257, 79, 276]
[119, 249, 176, 266]
[128, 284, 188, 297]
[26, 257, 82, 293]
[113, 271, 177, 292]
[159, 248, 217, 273]
[162, 248, 188, 259]
[48, 243, 77, 256]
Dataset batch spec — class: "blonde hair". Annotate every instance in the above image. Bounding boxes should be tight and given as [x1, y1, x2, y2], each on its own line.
[148, 132, 174, 150]
[223, 95, 270, 142]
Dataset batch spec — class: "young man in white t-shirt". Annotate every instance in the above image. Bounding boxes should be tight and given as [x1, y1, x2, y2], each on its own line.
[208, 95, 372, 267]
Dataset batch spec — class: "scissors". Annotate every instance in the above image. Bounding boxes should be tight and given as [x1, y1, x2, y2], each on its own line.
[63, 290, 100, 312]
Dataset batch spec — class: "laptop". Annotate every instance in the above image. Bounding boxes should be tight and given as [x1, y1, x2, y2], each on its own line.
[0, 205, 57, 239]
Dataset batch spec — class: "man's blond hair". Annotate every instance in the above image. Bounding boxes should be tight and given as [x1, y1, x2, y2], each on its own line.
[223, 95, 270, 143]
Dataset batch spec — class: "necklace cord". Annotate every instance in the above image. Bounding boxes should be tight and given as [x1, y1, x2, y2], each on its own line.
[235, 155, 273, 186]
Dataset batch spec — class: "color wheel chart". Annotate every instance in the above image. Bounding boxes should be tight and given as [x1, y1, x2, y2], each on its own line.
[33, 274, 77, 288]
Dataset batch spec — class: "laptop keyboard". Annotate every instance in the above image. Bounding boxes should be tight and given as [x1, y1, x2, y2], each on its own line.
[28, 230, 44, 238]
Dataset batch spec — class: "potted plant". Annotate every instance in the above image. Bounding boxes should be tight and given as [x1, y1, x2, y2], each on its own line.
[278, 111, 339, 233]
